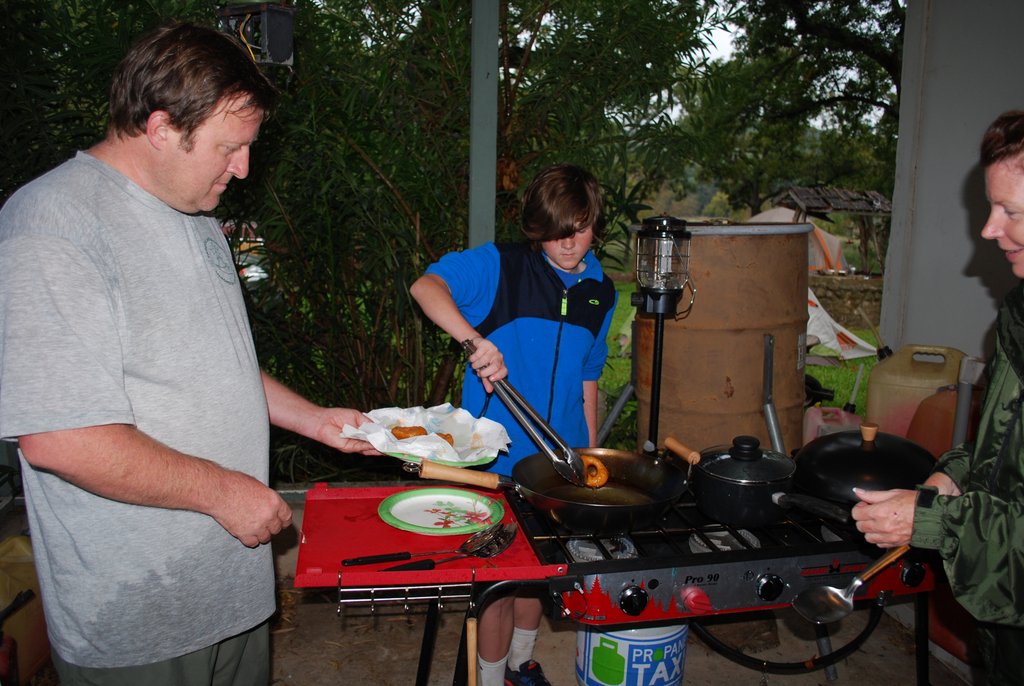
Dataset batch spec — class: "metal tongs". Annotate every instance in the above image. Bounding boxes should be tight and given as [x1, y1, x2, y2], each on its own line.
[461, 339, 586, 486]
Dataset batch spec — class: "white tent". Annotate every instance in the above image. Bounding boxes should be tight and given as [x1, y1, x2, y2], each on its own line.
[807, 289, 875, 359]
[748, 207, 851, 273]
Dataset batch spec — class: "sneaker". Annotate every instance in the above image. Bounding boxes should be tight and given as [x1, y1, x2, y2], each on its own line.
[506, 660, 552, 686]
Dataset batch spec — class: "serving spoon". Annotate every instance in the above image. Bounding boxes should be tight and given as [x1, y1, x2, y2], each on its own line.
[382, 522, 518, 571]
[791, 544, 910, 624]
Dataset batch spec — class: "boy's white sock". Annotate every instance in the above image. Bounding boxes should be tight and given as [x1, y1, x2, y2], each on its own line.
[508, 626, 539, 669]
[478, 652, 510, 686]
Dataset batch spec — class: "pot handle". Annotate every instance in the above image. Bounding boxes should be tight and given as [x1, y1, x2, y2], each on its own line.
[773, 492, 852, 525]
[664, 436, 701, 465]
[418, 460, 504, 490]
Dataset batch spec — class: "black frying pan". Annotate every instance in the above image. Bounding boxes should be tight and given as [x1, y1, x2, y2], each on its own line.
[418, 448, 689, 534]
[793, 423, 935, 505]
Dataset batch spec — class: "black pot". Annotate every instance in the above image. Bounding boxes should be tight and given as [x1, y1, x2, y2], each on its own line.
[793, 424, 935, 505]
[689, 435, 850, 528]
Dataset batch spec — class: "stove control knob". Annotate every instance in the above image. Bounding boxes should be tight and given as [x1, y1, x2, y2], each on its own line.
[679, 586, 713, 614]
[618, 585, 648, 616]
[900, 561, 927, 588]
[756, 574, 785, 601]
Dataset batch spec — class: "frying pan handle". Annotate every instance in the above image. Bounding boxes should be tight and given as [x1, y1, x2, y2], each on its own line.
[664, 436, 701, 465]
[773, 493, 852, 525]
[419, 460, 504, 490]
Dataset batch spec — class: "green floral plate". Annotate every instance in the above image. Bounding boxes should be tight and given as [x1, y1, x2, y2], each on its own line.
[377, 487, 505, 536]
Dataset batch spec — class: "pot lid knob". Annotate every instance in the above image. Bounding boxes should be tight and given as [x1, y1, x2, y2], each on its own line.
[729, 435, 762, 461]
[860, 421, 876, 444]
[860, 421, 876, 448]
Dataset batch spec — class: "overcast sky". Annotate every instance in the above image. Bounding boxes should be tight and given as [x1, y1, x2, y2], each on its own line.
[707, 26, 736, 61]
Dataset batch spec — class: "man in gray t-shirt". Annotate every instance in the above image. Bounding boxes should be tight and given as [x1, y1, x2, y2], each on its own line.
[0, 22, 375, 684]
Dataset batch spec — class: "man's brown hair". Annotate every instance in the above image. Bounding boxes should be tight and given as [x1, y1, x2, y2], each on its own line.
[107, 22, 279, 149]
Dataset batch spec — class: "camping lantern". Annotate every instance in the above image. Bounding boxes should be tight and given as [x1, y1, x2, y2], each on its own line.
[634, 216, 693, 314]
[631, 215, 695, 449]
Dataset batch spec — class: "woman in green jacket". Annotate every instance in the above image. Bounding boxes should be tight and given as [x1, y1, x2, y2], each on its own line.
[853, 110, 1024, 684]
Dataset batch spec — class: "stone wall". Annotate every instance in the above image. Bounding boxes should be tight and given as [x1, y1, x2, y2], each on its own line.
[809, 275, 883, 329]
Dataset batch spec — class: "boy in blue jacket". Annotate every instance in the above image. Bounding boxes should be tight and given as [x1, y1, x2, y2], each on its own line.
[411, 163, 617, 686]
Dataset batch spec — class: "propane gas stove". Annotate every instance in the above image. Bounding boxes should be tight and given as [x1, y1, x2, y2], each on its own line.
[295, 483, 939, 686]
[503, 488, 937, 625]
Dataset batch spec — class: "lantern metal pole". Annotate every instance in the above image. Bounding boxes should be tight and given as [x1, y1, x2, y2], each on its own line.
[647, 310, 667, 448]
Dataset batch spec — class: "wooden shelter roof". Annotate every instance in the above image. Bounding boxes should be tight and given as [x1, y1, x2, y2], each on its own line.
[771, 186, 892, 218]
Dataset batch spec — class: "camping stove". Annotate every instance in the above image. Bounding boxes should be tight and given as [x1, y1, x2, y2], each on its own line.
[503, 490, 937, 625]
[295, 484, 938, 686]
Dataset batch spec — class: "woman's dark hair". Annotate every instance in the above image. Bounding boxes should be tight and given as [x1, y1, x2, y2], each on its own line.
[980, 111, 1024, 168]
[520, 164, 605, 247]
[107, 22, 279, 149]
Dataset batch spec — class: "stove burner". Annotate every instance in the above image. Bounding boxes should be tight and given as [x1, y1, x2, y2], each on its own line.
[688, 529, 760, 553]
[567, 537, 638, 562]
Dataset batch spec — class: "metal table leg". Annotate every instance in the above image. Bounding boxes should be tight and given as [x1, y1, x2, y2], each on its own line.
[915, 592, 931, 686]
[416, 597, 442, 686]
[453, 610, 469, 686]
[814, 623, 839, 682]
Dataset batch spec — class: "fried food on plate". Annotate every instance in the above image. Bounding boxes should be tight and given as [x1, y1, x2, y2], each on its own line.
[391, 425, 428, 440]
[391, 426, 455, 446]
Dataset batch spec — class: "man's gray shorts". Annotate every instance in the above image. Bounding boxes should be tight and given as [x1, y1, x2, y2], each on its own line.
[51, 621, 269, 686]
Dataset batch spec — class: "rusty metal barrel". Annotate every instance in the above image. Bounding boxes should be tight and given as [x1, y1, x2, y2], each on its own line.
[635, 223, 811, 453]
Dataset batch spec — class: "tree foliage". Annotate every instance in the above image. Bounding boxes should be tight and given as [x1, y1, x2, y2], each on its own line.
[733, 0, 903, 125]
[2, 1, 724, 480]
[0, 1, 203, 200]
[678, 0, 904, 215]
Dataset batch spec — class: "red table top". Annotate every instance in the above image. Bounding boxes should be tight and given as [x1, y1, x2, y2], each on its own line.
[294, 483, 568, 588]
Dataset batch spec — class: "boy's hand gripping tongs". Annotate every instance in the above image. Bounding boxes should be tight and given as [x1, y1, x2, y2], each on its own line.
[461, 339, 586, 486]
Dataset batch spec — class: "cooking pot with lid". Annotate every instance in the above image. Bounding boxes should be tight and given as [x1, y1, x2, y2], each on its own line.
[682, 435, 851, 527]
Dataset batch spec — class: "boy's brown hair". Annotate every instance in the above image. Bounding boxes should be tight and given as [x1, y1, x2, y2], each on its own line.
[521, 164, 605, 247]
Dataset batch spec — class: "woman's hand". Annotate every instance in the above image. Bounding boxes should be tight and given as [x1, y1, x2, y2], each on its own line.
[851, 488, 917, 548]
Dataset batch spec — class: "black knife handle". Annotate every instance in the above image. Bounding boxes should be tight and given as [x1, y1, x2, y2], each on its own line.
[383, 558, 436, 571]
[342, 552, 414, 566]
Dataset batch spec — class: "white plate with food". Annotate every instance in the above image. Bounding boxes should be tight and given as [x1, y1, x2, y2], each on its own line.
[377, 487, 505, 535]
[341, 403, 510, 467]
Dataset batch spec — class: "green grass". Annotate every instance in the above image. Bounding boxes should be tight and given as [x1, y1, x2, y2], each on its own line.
[805, 331, 880, 414]
[601, 280, 636, 390]
[598, 278, 639, 450]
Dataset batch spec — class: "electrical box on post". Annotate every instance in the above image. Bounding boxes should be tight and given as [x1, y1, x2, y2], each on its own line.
[217, 2, 296, 66]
